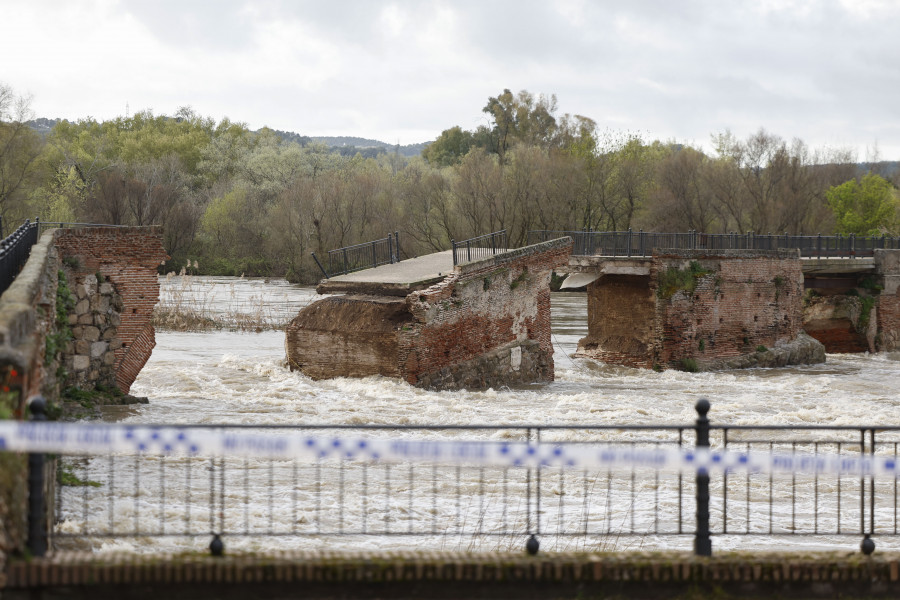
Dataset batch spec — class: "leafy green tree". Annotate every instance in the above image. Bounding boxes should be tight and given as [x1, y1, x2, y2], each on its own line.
[0, 84, 45, 228]
[422, 126, 473, 167]
[481, 89, 559, 163]
[826, 173, 899, 235]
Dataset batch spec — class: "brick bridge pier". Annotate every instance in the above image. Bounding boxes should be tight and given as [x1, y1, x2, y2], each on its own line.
[561, 248, 900, 370]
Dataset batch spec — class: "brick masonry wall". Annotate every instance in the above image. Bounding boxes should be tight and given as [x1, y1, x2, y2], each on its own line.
[875, 249, 900, 351]
[398, 240, 571, 388]
[654, 251, 804, 368]
[576, 275, 655, 368]
[576, 250, 806, 369]
[285, 239, 572, 390]
[286, 295, 411, 379]
[54, 228, 167, 393]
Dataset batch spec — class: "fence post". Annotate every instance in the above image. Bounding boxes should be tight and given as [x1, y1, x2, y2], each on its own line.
[387, 233, 394, 264]
[627, 228, 633, 257]
[394, 231, 401, 262]
[694, 398, 712, 557]
[310, 253, 329, 279]
[372, 240, 377, 269]
[451, 239, 457, 266]
[640, 229, 645, 257]
[27, 396, 48, 557]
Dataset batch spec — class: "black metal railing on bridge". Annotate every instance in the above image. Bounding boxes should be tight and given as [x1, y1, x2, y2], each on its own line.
[311, 232, 401, 279]
[0, 219, 39, 296]
[527, 229, 900, 259]
[0, 219, 140, 297]
[18, 399, 900, 558]
[452, 230, 508, 266]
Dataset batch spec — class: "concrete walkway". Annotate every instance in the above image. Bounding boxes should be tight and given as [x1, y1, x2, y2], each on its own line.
[316, 250, 454, 296]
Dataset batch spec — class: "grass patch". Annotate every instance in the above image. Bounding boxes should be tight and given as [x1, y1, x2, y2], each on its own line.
[45, 270, 75, 369]
[679, 358, 699, 373]
[858, 296, 876, 331]
[509, 268, 530, 291]
[756, 345, 768, 353]
[860, 275, 883, 293]
[658, 261, 711, 299]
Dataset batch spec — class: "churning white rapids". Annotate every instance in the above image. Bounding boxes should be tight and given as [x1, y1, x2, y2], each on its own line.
[58, 277, 900, 556]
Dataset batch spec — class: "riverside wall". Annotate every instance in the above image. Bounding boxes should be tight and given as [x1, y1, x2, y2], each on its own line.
[286, 239, 572, 390]
[7, 550, 900, 599]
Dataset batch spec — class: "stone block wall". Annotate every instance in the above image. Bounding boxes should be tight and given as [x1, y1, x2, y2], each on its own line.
[54, 227, 167, 393]
[64, 274, 124, 389]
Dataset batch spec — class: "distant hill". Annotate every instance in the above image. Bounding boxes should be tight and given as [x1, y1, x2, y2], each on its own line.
[23, 119, 429, 157]
[297, 134, 429, 158]
[858, 161, 899, 178]
[26, 117, 59, 136]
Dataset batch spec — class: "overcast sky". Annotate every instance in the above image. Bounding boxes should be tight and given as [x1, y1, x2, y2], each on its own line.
[3, 0, 899, 159]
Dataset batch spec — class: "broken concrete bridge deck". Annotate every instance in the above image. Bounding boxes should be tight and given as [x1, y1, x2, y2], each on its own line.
[316, 250, 455, 296]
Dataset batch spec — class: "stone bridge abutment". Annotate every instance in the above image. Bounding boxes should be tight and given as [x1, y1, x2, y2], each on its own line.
[0, 227, 166, 573]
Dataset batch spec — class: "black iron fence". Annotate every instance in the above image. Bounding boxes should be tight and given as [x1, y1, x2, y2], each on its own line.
[527, 229, 900, 259]
[452, 230, 508, 266]
[0, 219, 141, 297]
[17, 400, 900, 558]
[0, 219, 39, 296]
[312, 232, 401, 279]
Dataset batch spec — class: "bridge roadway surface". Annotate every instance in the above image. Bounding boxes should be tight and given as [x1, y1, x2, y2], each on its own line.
[317, 250, 455, 295]
[316, 251, 875, 295]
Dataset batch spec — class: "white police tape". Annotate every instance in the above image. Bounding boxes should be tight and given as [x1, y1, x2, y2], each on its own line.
[0, 421, 897, 477]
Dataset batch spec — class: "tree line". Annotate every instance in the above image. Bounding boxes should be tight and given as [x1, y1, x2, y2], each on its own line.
[1, 84, 899, 284]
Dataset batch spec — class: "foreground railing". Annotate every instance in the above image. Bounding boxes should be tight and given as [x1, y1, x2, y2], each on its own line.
[527, 229, 900, 259]
[0, 219, 39, 296]
[452, 230, 508, 266]
[311, 232, 401, 279]
[8, 399, 900, 557]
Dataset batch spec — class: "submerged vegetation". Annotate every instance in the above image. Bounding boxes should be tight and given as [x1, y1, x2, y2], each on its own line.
[2, 83, 899, 284]
[152, 270, 304, 332]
